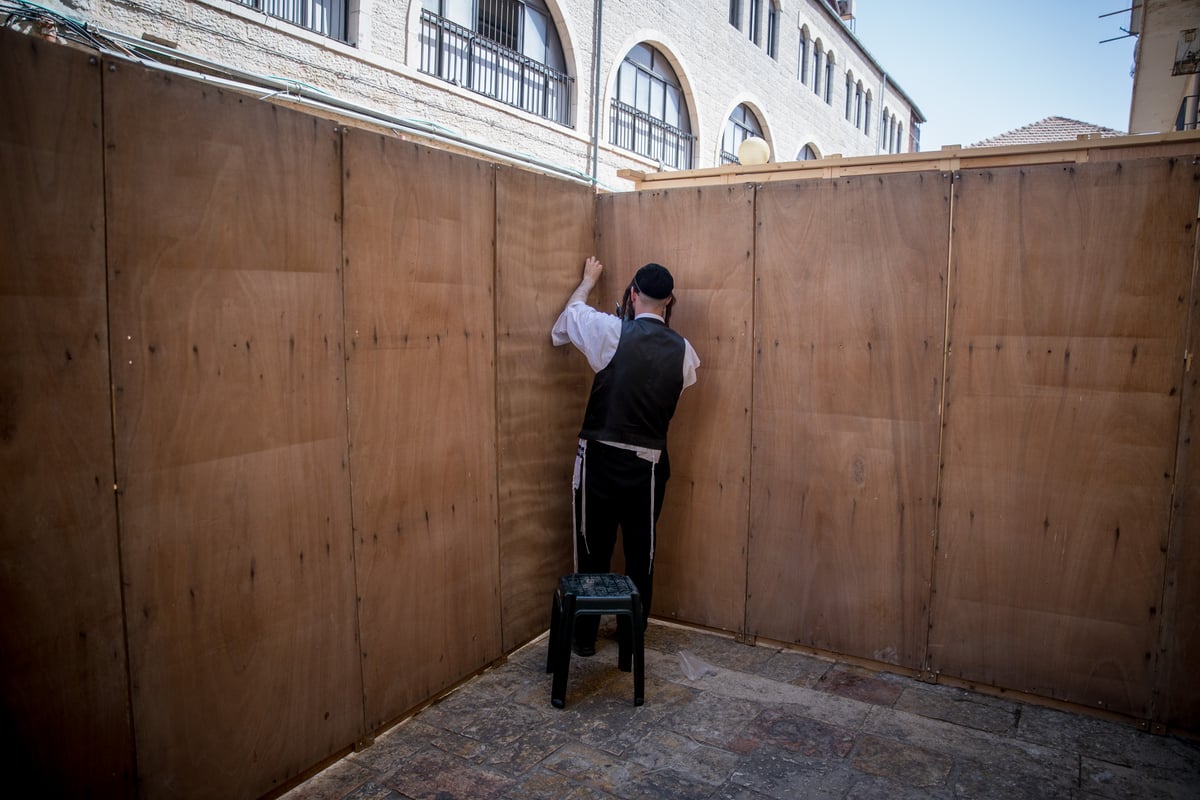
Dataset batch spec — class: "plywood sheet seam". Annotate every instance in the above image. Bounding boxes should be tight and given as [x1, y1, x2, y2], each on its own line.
[332, 125, 371, 744]
[922, 170, 958, 679]
[1151, 208, 1200, 731]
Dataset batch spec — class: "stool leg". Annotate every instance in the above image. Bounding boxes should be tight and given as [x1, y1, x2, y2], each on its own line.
[546, 591, 561, 674]
[631, 593, 644, 707]
[617, 613, 632, 673]
[551, 595, 576, 709]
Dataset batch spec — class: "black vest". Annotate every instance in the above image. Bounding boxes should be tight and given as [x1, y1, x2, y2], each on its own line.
[579, 318, 685, 450]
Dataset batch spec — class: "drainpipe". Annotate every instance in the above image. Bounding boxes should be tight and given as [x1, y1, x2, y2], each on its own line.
[590, 0, 604, 185]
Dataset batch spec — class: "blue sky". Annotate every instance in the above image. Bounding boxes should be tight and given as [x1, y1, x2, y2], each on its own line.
[851, 1, 1138, 150]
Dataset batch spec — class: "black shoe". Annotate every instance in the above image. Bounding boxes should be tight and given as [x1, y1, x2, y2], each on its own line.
[573, 642, 596, 657]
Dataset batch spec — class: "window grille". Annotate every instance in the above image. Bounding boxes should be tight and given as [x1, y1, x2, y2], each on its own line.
[610, 100, 695, 169]
[237, 0, 347, 41]
[721, 103, 763, 165]
[418, 7, 573, 126]
[610, 44, 693, 169]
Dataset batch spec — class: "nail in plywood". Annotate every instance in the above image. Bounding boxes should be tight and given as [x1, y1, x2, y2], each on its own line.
[0, 30, 134, 796]
[932, 160, 1197, 715]
[495, 167, 595, 652]
[343, 135, 502, 730]
[104, 62, 362, 799]
[748, 173, 948, 668]
[596, 185, 756, 634]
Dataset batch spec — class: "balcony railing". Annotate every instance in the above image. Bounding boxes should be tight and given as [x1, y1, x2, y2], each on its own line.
[237, 0, 347, 41]
[609, 99, 695, 169]
[419, 10, 573, 127]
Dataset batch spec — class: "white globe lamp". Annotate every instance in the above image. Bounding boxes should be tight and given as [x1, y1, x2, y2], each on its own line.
[737, 136, 771, 165]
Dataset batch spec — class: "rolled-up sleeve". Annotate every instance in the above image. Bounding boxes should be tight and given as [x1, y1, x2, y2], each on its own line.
[551, 301, 621, 372]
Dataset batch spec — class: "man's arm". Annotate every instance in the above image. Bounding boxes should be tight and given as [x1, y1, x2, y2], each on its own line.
[564, 256, 604, 308]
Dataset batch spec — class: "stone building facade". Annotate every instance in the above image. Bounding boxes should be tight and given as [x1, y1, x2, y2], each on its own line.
[45, 0, 923, 188]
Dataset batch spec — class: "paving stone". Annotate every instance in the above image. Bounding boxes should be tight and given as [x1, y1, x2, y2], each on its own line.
[657, 688, 766, 748]
[282, 620, 1200, 800]
[647, 649, 875, 731]
[754, 648, 836, 686]
[349, 720, 444, 773]
[1017, 704, 1200, 775]
[845, 773, 955, 799]
[726, 707, 856, 759]
[381, 747, 514, 800]
[704, 785, 779, 800]
[1080, 754, 1200, 800]
[815, 664, 904, 707]
[503, 766, 618, 800]
[851, 733, 952, 788]
[728, 744, 856, 800]
[283, 758, 379, 800]
[623, 728, 740, 785]
[949, 754, 1078, 799]
[343, 781, 406, 800]
[479, 729, 569, 777]
[540, 741, 649, 795]
[866, 704, 1078, 783]
[893, 683, 1021, 735]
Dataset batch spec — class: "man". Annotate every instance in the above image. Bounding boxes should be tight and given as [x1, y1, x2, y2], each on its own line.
[551, 256, 700, 656]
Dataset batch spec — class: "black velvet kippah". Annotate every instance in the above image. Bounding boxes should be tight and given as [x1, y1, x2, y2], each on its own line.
[634, 263, 674, 300]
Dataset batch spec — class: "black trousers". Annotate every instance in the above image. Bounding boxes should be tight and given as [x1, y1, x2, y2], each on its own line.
[573, 440, 670, 648]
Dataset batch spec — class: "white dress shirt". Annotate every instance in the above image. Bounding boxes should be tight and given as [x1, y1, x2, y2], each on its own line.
[551, 301, 700, 389]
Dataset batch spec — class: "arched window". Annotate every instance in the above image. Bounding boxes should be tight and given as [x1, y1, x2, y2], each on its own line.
[896, 123, 905, 153]
[854, 81, 863, 129]
[748, 0, 760, 44]
[823, 52, 834, 105]
[844, 71, 853, 120]
[239, 0, 348, 39]
[766, 2, 779, 59]
[798, 143, 819, 160]
[610, 43, 694, 169]
[721, 103, 764, 165]
[864, 91, 872, 136]
[729, 0, 741, 29]
[798, 29, 809, 85]
[419, 0, 572, 126]
[812, 42, 823, 97]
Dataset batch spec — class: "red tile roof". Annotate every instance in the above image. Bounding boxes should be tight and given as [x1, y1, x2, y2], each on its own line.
[971, 116, 1126, 147]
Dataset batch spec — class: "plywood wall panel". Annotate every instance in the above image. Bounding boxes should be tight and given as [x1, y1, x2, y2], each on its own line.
[104, 62, 361, 799]
[932, 160, 1196, 717]
[0, 31, 134, 797]
[343, 134, 502, 729]
[495, 168, 595, 652]
[748, 173, 948, 668]
[595, 186, 755, 634]
[1158, 235, 1200, 733]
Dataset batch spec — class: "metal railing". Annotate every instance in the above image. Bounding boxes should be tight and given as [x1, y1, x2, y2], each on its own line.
[419, 10, 573, 127]
[609, 99, 695, 169]
[237, 0, 347, 41]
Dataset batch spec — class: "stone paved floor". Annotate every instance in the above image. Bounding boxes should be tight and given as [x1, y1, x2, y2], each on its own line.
[281, 621, 1200, 799]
